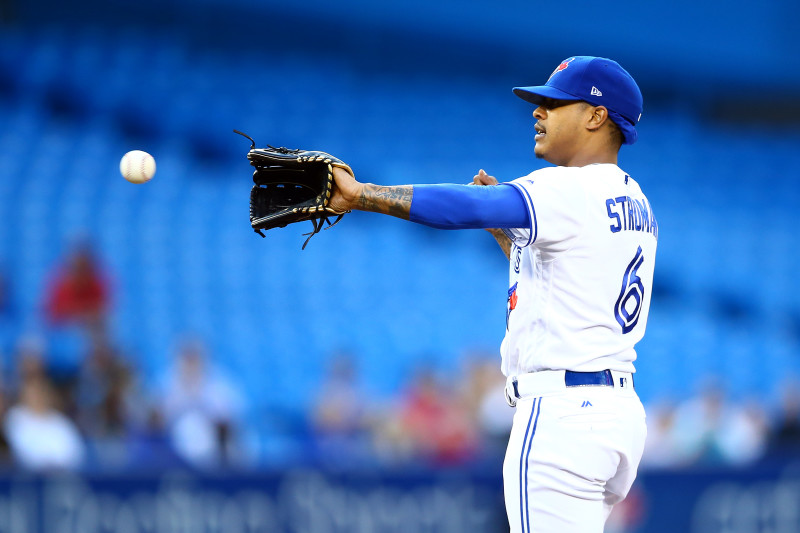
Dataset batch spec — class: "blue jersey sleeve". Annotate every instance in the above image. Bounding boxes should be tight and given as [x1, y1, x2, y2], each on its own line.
[409, 183, 530, 230]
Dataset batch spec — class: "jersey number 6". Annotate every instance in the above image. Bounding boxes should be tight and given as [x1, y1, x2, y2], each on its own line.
[614, 246, 645, 334]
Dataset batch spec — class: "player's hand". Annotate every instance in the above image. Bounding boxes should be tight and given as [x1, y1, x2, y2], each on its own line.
[471, 169, 502, 234]
[329, 166, 363, 213]
[472, 169, 498, 186]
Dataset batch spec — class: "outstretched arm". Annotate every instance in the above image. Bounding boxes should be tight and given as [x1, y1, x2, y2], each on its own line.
[357, 184, 414, 219]
[329, 167, 413, 219]
[330, 167, 526, 260]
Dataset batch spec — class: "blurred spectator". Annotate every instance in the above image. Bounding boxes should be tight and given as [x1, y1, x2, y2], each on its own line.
[2, 375, 85, 471]
[161, 336, 246, 469]
[310, 352, 370, 465]
[0, 357, 11, 466]
[44, 242, 110, 328]
[381, 366, 479, 466]
[605, 486, 646, 533]
[11, 333, 83, 421]
[15, 335, 46, 378]
[75, 336, 130, 437]
[770, 379, 800, 456]
[0, 388, 10, 466]
[640, 401, 685, 469]
[73, 334, 136, 468]
[468, 358, 514, 457]
[671, 386, 768, 466]
[126, 402, 183, 469]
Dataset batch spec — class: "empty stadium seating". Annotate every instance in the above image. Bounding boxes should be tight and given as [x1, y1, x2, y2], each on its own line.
[0, 24, 798, 424]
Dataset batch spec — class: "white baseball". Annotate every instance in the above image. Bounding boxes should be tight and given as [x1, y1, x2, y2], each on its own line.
[120, 150, 156, 184]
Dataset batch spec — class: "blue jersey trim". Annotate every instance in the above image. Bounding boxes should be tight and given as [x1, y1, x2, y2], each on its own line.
[506, 182, 538, 246]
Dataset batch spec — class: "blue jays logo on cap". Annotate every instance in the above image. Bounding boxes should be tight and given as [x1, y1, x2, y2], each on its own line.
[513, 56, 644, 145]
[548, 57, 575, 80]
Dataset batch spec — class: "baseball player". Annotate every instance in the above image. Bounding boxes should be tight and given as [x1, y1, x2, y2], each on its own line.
[330, 56, 656, 532]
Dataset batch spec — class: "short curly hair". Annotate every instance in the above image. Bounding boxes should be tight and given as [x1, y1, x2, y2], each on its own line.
[607, 119, 624, 150]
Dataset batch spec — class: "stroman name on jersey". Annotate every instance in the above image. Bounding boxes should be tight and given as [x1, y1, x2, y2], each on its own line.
[605, 196, 658, 240]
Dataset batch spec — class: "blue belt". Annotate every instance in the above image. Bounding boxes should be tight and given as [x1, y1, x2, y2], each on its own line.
[505, 369, 631, 407]
[565, 370, 614, 387]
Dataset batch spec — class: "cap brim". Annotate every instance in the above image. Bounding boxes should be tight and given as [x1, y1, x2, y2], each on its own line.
[512, 85, 581, 105]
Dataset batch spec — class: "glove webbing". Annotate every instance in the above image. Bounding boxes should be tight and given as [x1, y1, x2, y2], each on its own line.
[300, 214, 345, 250]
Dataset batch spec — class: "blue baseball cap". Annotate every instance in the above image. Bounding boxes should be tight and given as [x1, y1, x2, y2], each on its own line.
[513, 56, 643, 144]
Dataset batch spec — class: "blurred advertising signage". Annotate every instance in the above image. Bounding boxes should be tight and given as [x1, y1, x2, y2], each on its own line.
[0, 469, 505, 533]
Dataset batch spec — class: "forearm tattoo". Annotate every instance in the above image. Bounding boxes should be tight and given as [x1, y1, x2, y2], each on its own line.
[358, 184, 413, 219]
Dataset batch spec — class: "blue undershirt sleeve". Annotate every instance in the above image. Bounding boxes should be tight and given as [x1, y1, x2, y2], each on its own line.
[408, 183, 530, 230]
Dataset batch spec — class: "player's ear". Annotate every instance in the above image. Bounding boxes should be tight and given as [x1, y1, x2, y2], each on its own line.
[586, 105, 609, 132]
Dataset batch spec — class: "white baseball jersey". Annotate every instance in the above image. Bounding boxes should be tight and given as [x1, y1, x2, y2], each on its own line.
[500, 163, 658, 377]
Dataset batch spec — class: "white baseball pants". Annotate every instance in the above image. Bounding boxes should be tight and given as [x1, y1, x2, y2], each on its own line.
[503, 370, 647, 533]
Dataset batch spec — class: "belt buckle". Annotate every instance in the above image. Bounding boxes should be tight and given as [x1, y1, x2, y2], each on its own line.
[504, 376, 519, 408]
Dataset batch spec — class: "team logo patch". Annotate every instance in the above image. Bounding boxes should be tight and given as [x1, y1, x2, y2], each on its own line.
[506, 282, 518, 329]
[548, 57, 575, 80]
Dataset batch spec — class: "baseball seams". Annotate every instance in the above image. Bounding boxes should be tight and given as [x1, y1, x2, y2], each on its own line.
[120, 150, 155, 183]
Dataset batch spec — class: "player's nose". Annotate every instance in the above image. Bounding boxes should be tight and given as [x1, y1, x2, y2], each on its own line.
[533, 106, 546, 120]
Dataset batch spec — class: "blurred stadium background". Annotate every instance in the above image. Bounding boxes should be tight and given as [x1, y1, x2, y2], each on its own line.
[0, 0, 799, 531]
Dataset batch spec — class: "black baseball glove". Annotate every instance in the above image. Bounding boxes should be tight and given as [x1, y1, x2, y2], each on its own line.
[235, 130, 352, 249]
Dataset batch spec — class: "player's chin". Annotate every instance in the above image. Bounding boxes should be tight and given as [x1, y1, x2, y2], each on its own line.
[534, 142, 547, 159]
